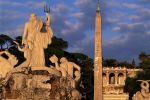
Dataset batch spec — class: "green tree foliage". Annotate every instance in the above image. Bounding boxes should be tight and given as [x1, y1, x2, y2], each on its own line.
[103, 58, 134, 68]
[50, 36, 68, 50]
[139, 52, 149, 64]
[0, 34, 13, 50]
[103, 59, 118, 66]
[15, 36, 22, 45]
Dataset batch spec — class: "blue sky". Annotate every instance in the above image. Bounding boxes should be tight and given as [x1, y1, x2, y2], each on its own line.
[0, 0, 150, 64]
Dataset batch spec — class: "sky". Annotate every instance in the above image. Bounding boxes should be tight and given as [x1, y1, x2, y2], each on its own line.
[0, 0, 150, 64]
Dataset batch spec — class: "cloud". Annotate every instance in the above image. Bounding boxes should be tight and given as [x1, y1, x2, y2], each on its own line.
[52, 3, 70, 13]
[68, 34, 94, 57]
[123, 3, 141, 9]
[0, 0, 150, 64]
[0, 0, 46, 9]
[72, 12, 84, 19]
[74, 0, 91, 7]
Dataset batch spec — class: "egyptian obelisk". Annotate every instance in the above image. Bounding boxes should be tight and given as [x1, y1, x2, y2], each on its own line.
[94, 0, 103, 100]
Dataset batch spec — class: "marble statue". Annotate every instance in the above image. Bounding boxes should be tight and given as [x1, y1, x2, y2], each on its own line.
[22, 13, 53, 67]
[50, 55, 68, 77]
[74, 70, 81, 82]
[14, 41, 31, 68]
[60, 57, 81, 78]
[50, 55, 81, 80]
[50, 55, 81, 89]
[0, 5, 82, 99]
[0, 50, 18, 78]
[133, 80, 150, 100]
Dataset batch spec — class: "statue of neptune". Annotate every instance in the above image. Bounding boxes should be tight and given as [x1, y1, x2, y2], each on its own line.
[22, 13, 53, 67]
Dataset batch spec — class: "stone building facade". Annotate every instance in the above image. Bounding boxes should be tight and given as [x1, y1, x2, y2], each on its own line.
[103, 67, 142, 100]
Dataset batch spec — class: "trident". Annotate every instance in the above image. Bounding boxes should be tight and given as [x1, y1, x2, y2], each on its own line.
[44, 4, 50, 14]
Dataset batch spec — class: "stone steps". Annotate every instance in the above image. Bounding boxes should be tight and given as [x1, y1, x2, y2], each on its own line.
[103, 94, 128, 100]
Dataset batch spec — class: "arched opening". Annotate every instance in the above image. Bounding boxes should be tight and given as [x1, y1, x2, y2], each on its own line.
[103, 73, 107, 85]
[118, 73, 124, 84]
[109, 73, 115, 84]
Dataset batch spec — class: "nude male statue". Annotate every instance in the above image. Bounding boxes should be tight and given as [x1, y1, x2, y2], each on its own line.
[22, 13, 37, 48]
[60, 57, 81, 78]
[49, 55, 81, 79]
[14, 41, 31, 68]
[49, 55, 67, 77]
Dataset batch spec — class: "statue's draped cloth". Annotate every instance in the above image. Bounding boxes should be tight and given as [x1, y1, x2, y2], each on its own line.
[29, 20, 53, 66]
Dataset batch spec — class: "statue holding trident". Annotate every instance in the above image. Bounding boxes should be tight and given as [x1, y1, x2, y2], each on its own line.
[22, 3, 53, 67]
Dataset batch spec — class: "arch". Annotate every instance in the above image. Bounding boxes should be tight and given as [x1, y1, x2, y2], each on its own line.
[103, 73, 107, 85]
[109, 73, 115, 84]
[118, 73, 124, 84]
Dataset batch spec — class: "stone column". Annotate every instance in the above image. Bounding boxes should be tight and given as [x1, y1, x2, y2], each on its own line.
[123, 73, 126, 85]
[115, 73, 118, 85]
[106, 73, 109, 85]
[94, 1, 102, 100]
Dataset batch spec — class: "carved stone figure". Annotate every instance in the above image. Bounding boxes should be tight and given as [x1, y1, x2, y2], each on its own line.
[60, 57, 81, 78]
[22, 13, 53, 67]
[133, 80, 150, 100]
[14, 41, 31, 68]
[0, 8, 82, 99]
[50, 55, 81, 89]
[50, 55, 68, 77]
[74, 71, 81, 82]
[0, 50, 18, 78]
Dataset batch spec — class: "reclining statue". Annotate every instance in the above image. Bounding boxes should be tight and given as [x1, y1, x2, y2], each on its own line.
[49, 55, 68, 78]
[49, 55, 81, 88]
[50, 55, 81, 80]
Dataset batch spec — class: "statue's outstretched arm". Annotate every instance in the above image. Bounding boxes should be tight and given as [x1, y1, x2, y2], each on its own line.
[55, 62, 60, 70]
[73, 63, 81, 72]
[17, 46, 24, 52]
[13, 41, 24, 52]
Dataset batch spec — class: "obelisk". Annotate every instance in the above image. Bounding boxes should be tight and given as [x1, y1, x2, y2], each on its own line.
[94, 0, 103, 100]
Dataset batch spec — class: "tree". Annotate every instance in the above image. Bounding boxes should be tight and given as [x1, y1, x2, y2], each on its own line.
[15, 36, 22, 45]
[0, 34, 13, 50]
[124, 52, 150, 100]
[103, 59, 118, 67]
[50, 36, 68, 50]
[139, 52, 149, 64]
